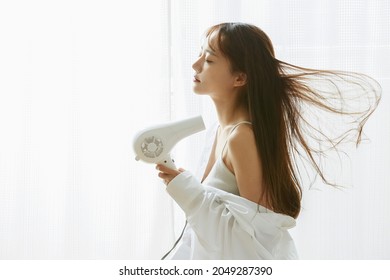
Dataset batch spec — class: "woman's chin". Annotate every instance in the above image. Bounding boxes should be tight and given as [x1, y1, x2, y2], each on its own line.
[192, 86, 202, 94]
[192, 86, 209, 95]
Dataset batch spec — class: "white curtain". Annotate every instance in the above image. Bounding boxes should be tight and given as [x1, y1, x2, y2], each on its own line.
[0, 0, 389, 259]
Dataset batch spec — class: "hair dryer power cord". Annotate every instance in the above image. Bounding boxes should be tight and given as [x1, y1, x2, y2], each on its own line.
[161, 221, 187, 260]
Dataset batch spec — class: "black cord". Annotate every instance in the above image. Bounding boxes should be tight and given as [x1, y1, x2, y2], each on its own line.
[161, 221, 187, 260]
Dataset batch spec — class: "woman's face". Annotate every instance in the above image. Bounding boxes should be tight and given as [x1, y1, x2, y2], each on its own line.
[192, 32, 241, 98]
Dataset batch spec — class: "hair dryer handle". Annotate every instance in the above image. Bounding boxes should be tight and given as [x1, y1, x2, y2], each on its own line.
[158, 154, 177, 169]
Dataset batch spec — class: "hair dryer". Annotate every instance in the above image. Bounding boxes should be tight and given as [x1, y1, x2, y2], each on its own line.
[133, 116, 205, 169]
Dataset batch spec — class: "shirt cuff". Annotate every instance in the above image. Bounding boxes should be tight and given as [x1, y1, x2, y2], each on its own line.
[166, 170, 204, 211]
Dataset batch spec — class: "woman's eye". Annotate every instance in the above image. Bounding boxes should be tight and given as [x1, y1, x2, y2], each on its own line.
[205, 56, 213, 62]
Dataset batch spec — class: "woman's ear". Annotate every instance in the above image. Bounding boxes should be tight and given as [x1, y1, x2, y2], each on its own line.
[233, 72, 247, 87]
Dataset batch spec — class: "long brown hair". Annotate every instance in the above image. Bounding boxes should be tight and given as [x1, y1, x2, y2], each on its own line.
[205, 23, 381, 218]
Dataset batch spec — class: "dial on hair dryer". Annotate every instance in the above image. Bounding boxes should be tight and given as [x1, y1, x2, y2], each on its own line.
[133, 116, 205, 169]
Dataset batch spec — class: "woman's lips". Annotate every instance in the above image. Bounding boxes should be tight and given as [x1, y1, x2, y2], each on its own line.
[193, 76, 200, 82]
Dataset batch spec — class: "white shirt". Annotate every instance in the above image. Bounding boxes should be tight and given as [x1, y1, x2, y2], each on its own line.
[164, 123, 298, 259]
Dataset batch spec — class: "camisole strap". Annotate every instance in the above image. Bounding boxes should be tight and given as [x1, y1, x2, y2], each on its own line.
[221, 121, 252, 156]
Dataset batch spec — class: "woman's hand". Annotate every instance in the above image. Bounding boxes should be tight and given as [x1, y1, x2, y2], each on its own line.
[156, 164, 185, 185]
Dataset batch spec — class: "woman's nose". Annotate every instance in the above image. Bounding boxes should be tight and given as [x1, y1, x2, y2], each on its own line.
[192, 57, 202, 73]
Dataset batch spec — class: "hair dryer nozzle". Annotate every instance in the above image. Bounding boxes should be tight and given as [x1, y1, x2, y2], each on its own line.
[133, 115, 205, 168]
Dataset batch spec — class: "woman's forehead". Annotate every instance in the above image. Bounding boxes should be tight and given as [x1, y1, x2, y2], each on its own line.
[202, 31, 220, 52]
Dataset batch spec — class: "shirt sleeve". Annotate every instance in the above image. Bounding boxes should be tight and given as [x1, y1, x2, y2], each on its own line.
[166, 171, 281, 256]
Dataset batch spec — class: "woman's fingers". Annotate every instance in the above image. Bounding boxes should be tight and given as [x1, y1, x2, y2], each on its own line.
[155, 164, 185, 185]
[156, 164, 175, 174]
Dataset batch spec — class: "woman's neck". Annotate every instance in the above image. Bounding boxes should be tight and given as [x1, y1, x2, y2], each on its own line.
[211, 95, 250, 129]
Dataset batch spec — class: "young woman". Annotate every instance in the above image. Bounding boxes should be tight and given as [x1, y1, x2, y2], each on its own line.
[156, 22, 381, 259]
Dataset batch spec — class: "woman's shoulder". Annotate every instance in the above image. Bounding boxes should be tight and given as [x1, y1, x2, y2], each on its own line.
[227, 122, 255, 150]
[224, 122, 259, 172]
